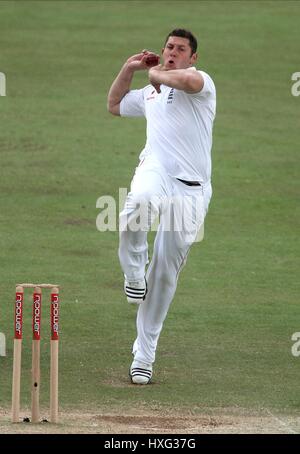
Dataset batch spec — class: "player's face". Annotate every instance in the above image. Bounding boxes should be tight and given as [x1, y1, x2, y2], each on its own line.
[162, 36, 197, 70]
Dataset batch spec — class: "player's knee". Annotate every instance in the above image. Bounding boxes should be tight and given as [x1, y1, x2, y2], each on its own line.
[129, 190, 153, 208]
[124, 192, 159, 229]
[159, 269, 174, 287]
[155, 256, 176, 287]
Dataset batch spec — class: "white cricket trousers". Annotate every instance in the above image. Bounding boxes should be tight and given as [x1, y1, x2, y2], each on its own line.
[119, 155, 212, 365]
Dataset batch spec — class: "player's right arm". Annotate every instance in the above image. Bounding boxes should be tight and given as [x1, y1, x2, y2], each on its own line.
[107, 51, 160, 116]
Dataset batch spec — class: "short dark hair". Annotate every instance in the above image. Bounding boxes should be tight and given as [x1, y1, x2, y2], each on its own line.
[164, 29, 198, 55]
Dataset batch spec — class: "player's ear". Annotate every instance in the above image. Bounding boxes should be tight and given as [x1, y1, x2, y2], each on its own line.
[190, 52, 197, 65]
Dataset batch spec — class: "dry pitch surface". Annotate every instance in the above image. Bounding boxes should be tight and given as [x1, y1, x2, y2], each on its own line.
[0, 407, 299, 434]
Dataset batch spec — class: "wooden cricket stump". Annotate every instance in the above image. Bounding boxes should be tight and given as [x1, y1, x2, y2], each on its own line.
[11, 286, 23, 423]
[12, 284, 60, 424]
[50, 287, 59, 423]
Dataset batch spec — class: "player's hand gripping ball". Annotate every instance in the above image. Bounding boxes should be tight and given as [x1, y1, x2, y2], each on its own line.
[142, 50, 160, 68]
[145, 55, 160, 67]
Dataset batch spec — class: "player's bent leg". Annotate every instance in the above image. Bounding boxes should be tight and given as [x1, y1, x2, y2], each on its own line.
[119, 190, 161, 303]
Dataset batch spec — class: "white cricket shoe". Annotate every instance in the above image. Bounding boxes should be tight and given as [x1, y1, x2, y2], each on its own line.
[130, 360, 152, 385]
[124, 277, 147, 304]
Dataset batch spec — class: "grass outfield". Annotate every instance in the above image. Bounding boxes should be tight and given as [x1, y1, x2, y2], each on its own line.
[0, 0, 299, 423]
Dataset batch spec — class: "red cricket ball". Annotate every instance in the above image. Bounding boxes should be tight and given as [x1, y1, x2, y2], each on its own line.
[145, 56, 160, 67]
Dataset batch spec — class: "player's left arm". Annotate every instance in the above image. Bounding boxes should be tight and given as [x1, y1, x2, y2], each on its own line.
[148, 65, 204, 94]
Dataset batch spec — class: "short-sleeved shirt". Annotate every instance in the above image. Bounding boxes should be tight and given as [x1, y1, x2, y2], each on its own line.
[120, 69, 216, 183]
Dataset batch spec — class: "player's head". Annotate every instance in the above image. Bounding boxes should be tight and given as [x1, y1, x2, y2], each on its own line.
[162, 29, 198, 70]
[165, 29, 197, 55]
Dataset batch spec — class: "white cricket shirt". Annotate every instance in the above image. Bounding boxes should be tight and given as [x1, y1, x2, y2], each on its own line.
[120, 69, 216, 183]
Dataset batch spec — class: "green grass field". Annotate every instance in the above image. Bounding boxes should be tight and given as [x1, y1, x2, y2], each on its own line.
[0, 0, 299, 428]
